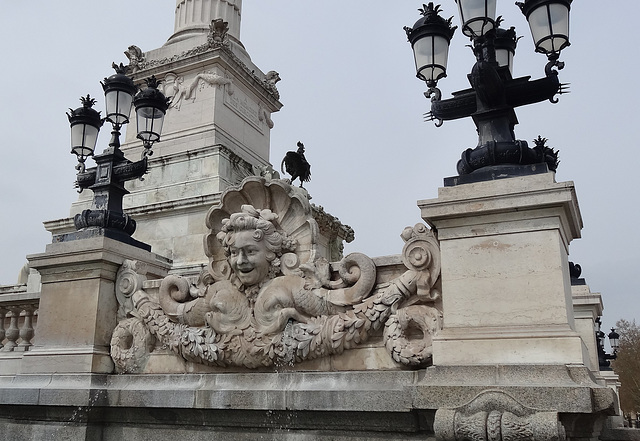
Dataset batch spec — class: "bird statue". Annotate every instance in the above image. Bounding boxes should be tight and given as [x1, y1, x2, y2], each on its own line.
[281, 141, 311, 188]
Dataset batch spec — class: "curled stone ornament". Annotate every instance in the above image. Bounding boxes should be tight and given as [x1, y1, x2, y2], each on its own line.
[111, 178, 443, 370]
[115, 260, 148, 319]
[111, 317, 155, 374]
[384, 305, 442, 366]
[401, 223, 441, 300]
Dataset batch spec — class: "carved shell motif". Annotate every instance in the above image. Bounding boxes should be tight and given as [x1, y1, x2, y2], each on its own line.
[204, 176, 319, 281]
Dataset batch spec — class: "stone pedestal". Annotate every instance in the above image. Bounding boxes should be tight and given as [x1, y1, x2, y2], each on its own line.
[20, 236, 170, 374]
[419, 173, 586, 365]
[571, 282, 603, 373]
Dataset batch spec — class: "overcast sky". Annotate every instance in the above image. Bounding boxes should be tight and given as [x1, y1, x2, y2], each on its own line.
[0, 1, 637, 337]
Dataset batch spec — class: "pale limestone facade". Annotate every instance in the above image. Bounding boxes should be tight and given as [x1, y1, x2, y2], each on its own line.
[0, 1, 637, 440]
[419, 173, 585, 366]
[46, 0, 281, 276]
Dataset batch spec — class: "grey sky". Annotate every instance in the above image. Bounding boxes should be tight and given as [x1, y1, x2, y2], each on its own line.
[0, 1, 637, 338]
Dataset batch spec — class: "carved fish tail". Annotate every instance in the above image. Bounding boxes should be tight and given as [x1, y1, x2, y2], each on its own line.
[133, 291, 226, 367]
[293, 289, 331, 316]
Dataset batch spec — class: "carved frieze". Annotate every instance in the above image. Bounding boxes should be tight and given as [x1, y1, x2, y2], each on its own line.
[110, 177, 442, 372]
[125, 21, 280, 101]
[161, 66, 273, 130]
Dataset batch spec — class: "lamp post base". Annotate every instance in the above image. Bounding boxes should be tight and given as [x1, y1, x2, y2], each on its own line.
[444, 163, 550, 187]
[74, 208, 137, 235]
[53, 226, 151, 252]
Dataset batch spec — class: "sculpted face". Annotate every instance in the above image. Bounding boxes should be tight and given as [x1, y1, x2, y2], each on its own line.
[228, 230, 271, 287]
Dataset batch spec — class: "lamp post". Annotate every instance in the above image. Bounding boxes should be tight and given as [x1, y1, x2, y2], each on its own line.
[405, 1, 571, 181]
[66, 63, 169, 248]
[595, 318, 619, 370]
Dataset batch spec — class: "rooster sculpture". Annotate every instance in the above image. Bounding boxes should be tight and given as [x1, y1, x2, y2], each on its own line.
[281, 141, 311, 188]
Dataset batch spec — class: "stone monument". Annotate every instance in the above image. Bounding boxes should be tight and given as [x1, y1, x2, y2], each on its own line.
[0, 1, 635, 440]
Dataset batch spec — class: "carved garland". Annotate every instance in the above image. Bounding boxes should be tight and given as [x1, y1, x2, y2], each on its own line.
[110, 179, 442, 372]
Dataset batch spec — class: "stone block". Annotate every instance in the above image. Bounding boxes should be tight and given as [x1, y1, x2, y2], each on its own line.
[20, 236, 170, 374]
[420, 173, 585, 366]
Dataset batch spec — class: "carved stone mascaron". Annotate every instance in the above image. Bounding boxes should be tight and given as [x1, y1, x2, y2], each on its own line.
[111, 177, 443, 372]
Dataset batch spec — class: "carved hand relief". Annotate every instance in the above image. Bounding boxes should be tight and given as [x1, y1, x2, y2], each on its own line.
[111, 177, 442, 372]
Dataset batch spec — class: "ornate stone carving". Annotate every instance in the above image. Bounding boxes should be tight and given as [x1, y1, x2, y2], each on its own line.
[264, 71, 281, 100]
[111, 317, 155, 374]
[251, 164, 280, 181]
[163, 68, 239, 113]
[124, 45, 145, 73]
[111, 177, 442, 370]
[130, 34, 280, 101]
[434, 390, 566, 441]
[258, 102, 274, 128]
[187, 71, 233, 100]
[312, 204, 355, 262]
[163, 73, 188, 110]
[207, 19, 230, 48]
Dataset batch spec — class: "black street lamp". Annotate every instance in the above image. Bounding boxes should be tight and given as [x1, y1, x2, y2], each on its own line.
[595, 318, 619, 370]
[405, 1, 571, 181]
[66, 63, 169, 248]
[608, 328, 620, 354]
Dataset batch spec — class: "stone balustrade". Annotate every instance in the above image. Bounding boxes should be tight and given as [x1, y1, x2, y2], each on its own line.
[0, 284, 39, 354]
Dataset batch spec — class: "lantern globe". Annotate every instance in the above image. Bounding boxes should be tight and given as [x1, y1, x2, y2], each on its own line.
[455, 0, 497, 38]
[517, 0, 571, 55]
[101, 64, 136, 126]
[405, 3, 457, 86]
[67, 95, 103, 160]
[494, 26, 518, 73]
[133, 76, 169, 145]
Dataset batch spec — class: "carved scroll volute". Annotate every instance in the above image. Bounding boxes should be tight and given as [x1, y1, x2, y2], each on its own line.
[401, 224, 441, 300]
[116, 260, 149, 319]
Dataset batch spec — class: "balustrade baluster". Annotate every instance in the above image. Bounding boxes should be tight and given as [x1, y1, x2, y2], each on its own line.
[3, 307, 20, 351]
[18, 306, 35, 350]
[0, 307, 6, 350]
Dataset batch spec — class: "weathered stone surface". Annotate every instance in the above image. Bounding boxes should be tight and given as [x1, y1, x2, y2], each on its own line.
[0, 0, 630, 438]
[420, 173, 585, 366]
[0, 365, 617, 440]
[20, 236, 170, 374]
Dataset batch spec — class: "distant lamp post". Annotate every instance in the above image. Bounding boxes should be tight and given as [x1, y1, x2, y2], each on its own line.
[405, 1, 571, 180]
[66, 63, 169, 247]
[608, 328, 620, 354]
[595, 318, 619, 370]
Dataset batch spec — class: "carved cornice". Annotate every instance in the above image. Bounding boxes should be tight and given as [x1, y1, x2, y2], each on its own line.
[311, 204, 355, 243]
[132, 43, 280, 100]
